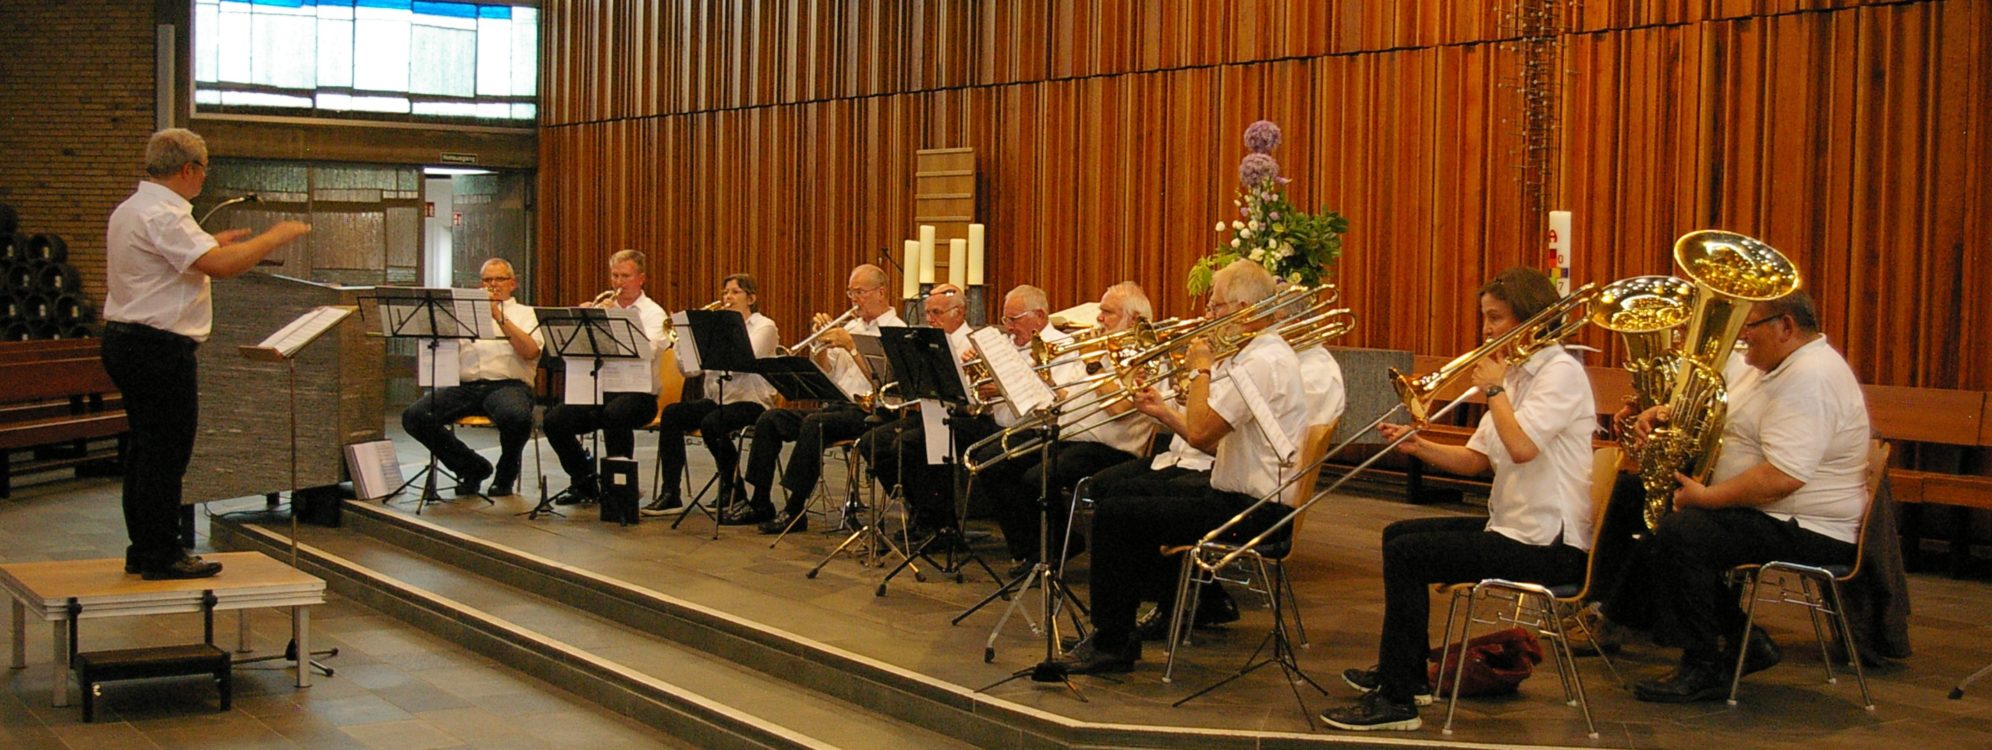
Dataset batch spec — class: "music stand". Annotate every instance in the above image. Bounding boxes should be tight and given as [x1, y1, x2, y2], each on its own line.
[874, 327, 1001, 595]
[669, 309, 757, 535]
[368, 287, 494, 513]
[526, 307, 650, 521]
[235, 304, 354, 678]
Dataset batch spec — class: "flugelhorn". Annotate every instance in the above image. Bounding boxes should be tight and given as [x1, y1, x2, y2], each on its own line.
[778, 305, 860, 356]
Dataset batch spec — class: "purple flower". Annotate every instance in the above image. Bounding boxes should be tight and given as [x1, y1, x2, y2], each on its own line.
[1239, 153, 1279, 188]
[1244, 120, 1282, 153]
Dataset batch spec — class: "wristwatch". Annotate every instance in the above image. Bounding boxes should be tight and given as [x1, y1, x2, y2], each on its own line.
[1483, 385, 1506, 399]
[1189, 367, 1213, 382]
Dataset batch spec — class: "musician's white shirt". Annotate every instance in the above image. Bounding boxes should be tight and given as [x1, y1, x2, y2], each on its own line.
[1711, 335, 1871, 544]
[606, 292, 669, 393]
[1465, 344, 1596, 551]
[1298, 346, 1347, 430]
[824, 309, 906, 400]
[1207, 332, 1310, 502]
[103, 181, 218, 340]
[459, 298, 542, 384]
[708, 312, 779, 407]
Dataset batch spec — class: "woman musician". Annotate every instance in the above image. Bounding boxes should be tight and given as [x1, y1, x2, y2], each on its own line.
[643, 274, 779, 515]
[1323, 267, 1596, 732]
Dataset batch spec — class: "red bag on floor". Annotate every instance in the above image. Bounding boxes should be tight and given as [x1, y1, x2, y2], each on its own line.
[1427, 627, 1544, 697]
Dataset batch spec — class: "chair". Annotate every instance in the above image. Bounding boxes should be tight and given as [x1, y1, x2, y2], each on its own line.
[1164, 422, 1339, 723]
[1434, 446, 1628, 739]
[1161, 421, 1337, 686]
[1724, 439, 1891, 710]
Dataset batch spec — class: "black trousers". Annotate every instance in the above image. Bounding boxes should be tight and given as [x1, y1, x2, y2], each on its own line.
[857, 411, 999, 529]
[1088, 488, 1288, 651]
[654, 398, 765, 499]
[543, 391, 655, 481]
[975, 438, 1136, 561]
[743, 404, 873, 515]
[1373, 516, 1586, 703]
[101, 322, 200, 568]
[401, 378, 535, 482]
[1640, 507, 1855, 665]
[1088, 456, 1210, 501]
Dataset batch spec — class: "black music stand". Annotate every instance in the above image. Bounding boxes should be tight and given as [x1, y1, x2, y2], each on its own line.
[526, 307, 650, 522]
[874, 327, 1000, 595]
[668, 309, 757, 535]
[369, 287, 494, 513]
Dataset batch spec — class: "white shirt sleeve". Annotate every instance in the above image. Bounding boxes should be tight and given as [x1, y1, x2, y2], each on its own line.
[146, 211, 218, 274]
[1507, 357, 1592, 451]
[1753, 377, 1836, 484]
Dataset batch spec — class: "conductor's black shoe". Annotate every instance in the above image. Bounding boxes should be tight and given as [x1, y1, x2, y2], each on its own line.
[757, 512, 804, 534]
[1059, 639, 1139, 675]
[1634, 660, 1730, 703]
[142, 556, 223, 581]
[1321, 692, 1422, 732]
[1341, 666, 1435, 706]
[127, 553, 204, 575]
[720, 505, 774, 526]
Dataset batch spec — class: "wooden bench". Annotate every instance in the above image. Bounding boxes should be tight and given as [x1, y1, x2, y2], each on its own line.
[1366, 355, 1992, 573]
[0, 339, 127, 498]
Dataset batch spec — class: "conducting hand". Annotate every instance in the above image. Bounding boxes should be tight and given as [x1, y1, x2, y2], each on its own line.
[213, 228, 252, 246]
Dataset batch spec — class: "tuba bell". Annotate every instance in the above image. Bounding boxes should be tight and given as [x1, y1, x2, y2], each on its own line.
[1591, 275, 1696, 438]
[1631, 230, 1800, 530]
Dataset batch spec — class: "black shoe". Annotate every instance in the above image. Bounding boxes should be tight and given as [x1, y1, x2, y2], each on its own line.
[142, 556, 223, 581]
[554, 478, 598, 505]
[488, 474, 517, 497]
[1196, 587, 1240, 626]
[643, 492, 682, 512]
[1340, 666, 1435, 706]
[453, 460, 493, 496]
[720, 505, 775, 526]
[1634, 660, 1731, 703]
[1734, 627, 1783, 677]
[1320, 692, 1422, 732]
[1006, 558, 1037, 580]
[127, 554, 204, 575]
[1059, 639, 1139, 675]
[758, 512, 805, 534]
[1133, 607, 1177, 642]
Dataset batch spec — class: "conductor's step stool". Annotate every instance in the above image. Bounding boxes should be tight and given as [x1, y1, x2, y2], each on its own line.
[72, 643, 231, 722]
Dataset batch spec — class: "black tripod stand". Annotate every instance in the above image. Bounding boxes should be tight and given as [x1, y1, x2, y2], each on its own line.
[968, 413, 1092, 700]
[370, 287, 493, 514]
[524, 307, 650, 522]
[872, 326, 999, 594]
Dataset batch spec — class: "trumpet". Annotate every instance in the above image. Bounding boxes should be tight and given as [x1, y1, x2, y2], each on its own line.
[588, 289, 619, 306]
[778, 305, 860, 356]
[663, 298, 727, 344]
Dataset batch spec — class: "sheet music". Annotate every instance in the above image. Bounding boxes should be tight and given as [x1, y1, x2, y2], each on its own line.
[451, 288, 501, 339]
[344, 440, 404, 501]
[563, 359, 603, 405]
[970, 327, 1055, 415]
[921, 398, 949, 465]
[564, 358, 651, 403]
[254, 305, 353, 358]
[417, 340, 462, 387]
[671, 311, 702, 374]
[606, 307, 652, 359]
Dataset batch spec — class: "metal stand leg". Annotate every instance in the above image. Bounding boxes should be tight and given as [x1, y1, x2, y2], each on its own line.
[10, 600, 22, 669]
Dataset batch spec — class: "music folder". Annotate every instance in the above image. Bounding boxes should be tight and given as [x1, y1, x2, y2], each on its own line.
[747, 356, 849, 405]
[684, 309, 757, 373]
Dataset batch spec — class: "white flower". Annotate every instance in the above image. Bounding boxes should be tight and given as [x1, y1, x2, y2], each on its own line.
[1230, 238, 1242, 248]
[1287, 272, 1302, 283]
[1231, 220, 1245, 231]
[1214, 222, 1226, 232]
[1249, 248, 1266, 261]
[1248, 220, 1261, 231]
[1239, 228, 1253, 239]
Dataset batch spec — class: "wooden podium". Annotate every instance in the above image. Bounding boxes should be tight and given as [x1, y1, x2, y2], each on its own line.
[186, 274, 384, 505]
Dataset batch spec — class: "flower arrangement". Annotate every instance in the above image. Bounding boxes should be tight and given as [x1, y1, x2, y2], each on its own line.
[1187, 120, 1349, 297]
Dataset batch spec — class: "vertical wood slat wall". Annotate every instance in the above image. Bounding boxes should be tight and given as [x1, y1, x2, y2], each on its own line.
[538, 0, 1991, 391]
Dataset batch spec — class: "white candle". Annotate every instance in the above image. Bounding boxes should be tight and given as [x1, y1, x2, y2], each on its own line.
[1547, 210, 1573, 296]
[918, 225, 937, 284]
[902, 239, 921, 299]
[947, 238, 967, 288]
[966, 223, 985, 286]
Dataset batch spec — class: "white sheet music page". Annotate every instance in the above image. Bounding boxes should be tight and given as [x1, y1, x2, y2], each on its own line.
[417, 340, 462, 387]
[670, 311, 702, 374]
[970, 327, 1054, 415]
[921, 398, 949, 464]
[451, 288, 501, 338]
[255, 305, 353, 358]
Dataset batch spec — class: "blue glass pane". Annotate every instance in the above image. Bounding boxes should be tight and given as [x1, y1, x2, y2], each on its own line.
[412, 1, 476, 19]
[356, 0, 410, 9]
[477, 6, 509, 20]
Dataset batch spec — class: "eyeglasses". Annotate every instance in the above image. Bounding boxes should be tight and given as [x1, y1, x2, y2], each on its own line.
[845, 286, 880, 299]
[1740, 314, 1786, 331]
[480, 275, 514, 284]
[1001, 311, 1036, 324]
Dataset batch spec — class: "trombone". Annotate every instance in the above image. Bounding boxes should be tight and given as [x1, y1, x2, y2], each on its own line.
[1187, 283, 1601, 576]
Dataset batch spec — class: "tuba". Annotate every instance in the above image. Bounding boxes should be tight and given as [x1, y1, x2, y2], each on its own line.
[1631, 230, 1800, 530]
[1590, 275, 1696, 439]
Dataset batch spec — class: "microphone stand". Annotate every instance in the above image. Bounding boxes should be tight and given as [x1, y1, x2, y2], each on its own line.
[198, 193, 259, 225]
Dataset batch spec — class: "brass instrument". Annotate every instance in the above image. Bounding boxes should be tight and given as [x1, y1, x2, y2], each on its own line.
[1591, 275, 1695, 439]
[589, 289, 619, 306]
[1631, 230, 1800, 530]
[1389, 282, 1598, 425]
[663, 298, 727, 344]
[778, 305, 860, 357]
[963, 284, 1324, 474]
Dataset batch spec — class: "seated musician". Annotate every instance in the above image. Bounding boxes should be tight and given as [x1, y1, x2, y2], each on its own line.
[1620, 289, 1871, 703]
[543, 249, 669, 503]
[853, 283, 993, 538]
[972, 283, 1153, 578]
[1086, 287, 1350, 635]
[642, 273, 778, 516]
[400, 258, 542, 497]
[1059, 260, 1311, 674]
[1323, 267, 1595, 732]
[736, 263, 905, 532]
